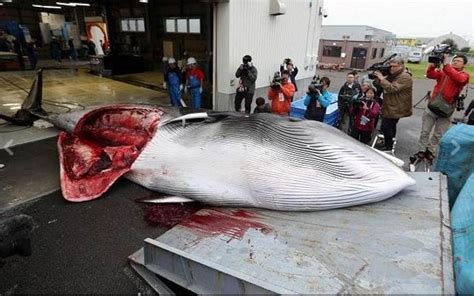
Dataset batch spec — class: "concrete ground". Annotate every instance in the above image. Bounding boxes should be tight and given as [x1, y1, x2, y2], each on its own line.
[0, 68, 472, 293]
[0, 69, 167, 119]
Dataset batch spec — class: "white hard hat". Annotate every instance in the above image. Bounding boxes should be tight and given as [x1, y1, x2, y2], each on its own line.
[168, 57, 176, 64]
[162, 56, 168, 62]
[187, 57, 197, 65]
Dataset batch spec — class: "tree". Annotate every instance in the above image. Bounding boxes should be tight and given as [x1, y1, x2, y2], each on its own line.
[460, 47, 470, 53]
[440, 38, 459, 52]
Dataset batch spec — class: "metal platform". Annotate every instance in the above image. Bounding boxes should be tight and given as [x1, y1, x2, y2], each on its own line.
[129, 172, 453, 294]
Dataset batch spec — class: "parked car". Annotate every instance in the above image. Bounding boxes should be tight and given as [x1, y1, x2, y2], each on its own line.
[407, 50, 423, 63]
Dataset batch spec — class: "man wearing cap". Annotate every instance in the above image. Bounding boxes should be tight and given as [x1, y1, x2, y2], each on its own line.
[163, 57, 184, 107]
[235, 55, 258, 113]
[184, 57, 205, 109]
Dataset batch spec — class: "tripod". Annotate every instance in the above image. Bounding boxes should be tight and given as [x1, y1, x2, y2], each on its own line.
[413, 91, 431, 109]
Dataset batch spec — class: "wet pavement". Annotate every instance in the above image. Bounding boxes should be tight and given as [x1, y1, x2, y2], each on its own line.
[0, 69, 167, 118]
[0, 179, 166, 295]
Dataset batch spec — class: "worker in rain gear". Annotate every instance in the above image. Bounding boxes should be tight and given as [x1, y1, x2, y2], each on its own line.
[163, 57, 184, 107]
[184, 57, 204, 109]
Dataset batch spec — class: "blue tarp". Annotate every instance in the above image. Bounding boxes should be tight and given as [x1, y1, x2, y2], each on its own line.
[434, 124, 474, 206]
[290, 92, 339, 127]
[452, 173, 474, 294]
[435, 123, 474, 294]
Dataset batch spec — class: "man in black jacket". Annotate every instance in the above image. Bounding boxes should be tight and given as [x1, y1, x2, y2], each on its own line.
[338, 72, 362, 130]
[235, 55, 258, 113]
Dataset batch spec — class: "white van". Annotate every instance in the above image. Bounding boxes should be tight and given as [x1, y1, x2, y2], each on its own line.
[408, 50, 423, 63]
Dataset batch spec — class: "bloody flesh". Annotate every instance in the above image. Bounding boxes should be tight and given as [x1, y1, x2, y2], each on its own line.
[58, 106, 162, 201]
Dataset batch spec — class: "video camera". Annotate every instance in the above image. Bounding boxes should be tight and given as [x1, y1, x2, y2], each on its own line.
[271, 72, 282, 89]
[307, 82, 324, 96]
[367, 53, 397, 80]
[456, 93, 466, 111]
[425, 44, 452, 66]
[0, 214, 33, 266]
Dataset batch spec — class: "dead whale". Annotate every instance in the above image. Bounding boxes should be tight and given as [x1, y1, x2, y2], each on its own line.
[6, 70, 416, 211]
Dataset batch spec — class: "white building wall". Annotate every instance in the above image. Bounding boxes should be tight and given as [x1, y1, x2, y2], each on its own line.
[215, 0, 324, 111]
[322, 26, 366, 41]
[322, 25, 392, 42]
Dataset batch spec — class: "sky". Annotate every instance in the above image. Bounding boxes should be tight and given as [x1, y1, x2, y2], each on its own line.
[322, 0, 474, 44]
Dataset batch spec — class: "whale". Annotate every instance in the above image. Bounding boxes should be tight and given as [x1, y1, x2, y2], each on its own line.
[3, 70, 416, 211]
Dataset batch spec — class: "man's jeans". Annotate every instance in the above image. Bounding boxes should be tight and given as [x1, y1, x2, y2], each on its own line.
[418, 107, 451, 154]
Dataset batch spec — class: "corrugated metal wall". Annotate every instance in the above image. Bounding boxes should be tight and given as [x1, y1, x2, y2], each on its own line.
[216, 0, 324, 95]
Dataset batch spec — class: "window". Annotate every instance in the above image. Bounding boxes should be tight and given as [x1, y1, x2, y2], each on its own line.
[165, 18, 201, 34]
[177, 19, 187, 33]
[371, 48, 378, 59]
[137, 19, 145, 32]
[380, 48, 385, 58]
[323, 46, 342, 57]
[189, 19, 201, 33]
[121, 18, 145, 32]
[165, 19, 176, 33]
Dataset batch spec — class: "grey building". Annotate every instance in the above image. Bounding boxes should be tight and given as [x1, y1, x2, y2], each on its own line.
[424, 32, 469, 51]
[318, 25, 395, 70]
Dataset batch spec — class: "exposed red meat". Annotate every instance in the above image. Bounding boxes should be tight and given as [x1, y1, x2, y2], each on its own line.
[58, 106, 162, 202]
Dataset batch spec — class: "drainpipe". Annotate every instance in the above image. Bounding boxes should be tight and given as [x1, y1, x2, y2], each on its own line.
[212, 2, 217, 111]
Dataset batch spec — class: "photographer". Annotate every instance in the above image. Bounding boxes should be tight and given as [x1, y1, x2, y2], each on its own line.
[350, 86, 381, 144]
[267, 70, 295, 115]
[280, 58, 299, 96]
[235, 55, 258, 113]
[338, 72, 362, 129]
[303, 77, 332, 122]
[412, 54, 470, 161]
[372, 56, 413, 151]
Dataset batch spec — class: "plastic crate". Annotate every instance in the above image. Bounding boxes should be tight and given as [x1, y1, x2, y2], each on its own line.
[290, 93, 339, 127]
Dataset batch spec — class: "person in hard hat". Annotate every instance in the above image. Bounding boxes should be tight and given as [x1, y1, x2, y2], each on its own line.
[163, 57, 184, 107]
[184, 57, 204, 109]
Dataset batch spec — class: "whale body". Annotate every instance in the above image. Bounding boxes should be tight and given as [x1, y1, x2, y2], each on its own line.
[5, 70, 415, 211]
[54, 105, 415, 211]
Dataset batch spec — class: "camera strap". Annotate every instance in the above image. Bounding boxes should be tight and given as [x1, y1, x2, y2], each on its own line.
[433, 76, 448, 101]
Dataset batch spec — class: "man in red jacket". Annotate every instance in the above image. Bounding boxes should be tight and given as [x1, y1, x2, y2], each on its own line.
[268, 70, 295, 115]
[412, 54, 470, 161]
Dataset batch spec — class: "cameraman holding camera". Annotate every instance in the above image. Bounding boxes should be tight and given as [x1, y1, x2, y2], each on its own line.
[280, 58, 299, 96]
[303, 77, 332, 122]
[372, 56, 413, 151]
[235, 55, 258, 113]
[411, 54, 470, 161]
[267, 70, 295, 115]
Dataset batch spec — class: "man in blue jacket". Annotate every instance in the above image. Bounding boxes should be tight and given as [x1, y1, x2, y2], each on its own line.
[304, 77, 332, 122]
